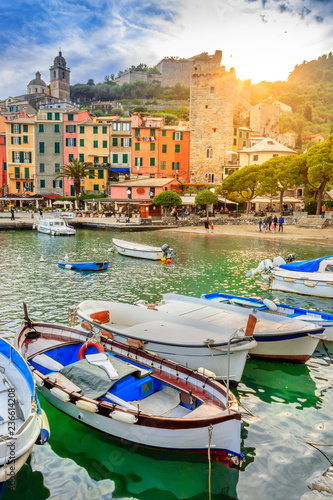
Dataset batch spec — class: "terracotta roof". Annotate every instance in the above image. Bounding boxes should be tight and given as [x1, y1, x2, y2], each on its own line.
[240, 137, 297, 154]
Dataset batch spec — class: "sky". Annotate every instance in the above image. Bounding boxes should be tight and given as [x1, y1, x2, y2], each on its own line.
[1, 0, 333, 98]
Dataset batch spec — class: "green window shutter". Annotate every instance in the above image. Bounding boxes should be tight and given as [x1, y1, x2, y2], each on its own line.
[60, 180, 63, 188]
[12, 152, 14, 162]
[93, 126, 98, 134]
[150, 143, 155, 151]
[66, 125, 68, 132]
[68, 154, 74, 162]
[93, 141, 98, 148]
[68, 114, 73, 121]
[121, 138, 123, 147]
[140, 157, 143, 166]
[103, 140, 107, 148]
[18, 125, 21, 133]
[135, 129, 140, 137]
[94, 157, 98, 164]
[172, 162, 175, 170]
[15, 167, 20, 178]
[103, 157, 108, 163]
[74, 138, 76, 147]
[175, 144, 180, 153]
[98, 170, 104, 179]
[23, 136, 28, 144]
[11, 137, 13, 145]
[162, 130, 166, 137]
[18, 137, 21, 144]
[47, 112, 52, 120]
[79, 154, 84, 162]
[39, 142, 44, 153]
[129, 138, 131, 146]
[23, 125, 28, 132]
[73, 125, 76, 133]
[181, 132, 183, 140]
[66, 138, 68, 147]
[150, 157, 155, 166]
[225, 168, 229, 174]
[3, 162, 6, 171]
[40, 163, 45, 173]
[55, 142, 60, 154]
[173, 132, 175, 140]
[40, 180, 45, 188]
[112, 138, 117, 146]
[102, 126, 107, 134]
[39, 124, 44, 132]
[55, 112, 60, 121]
[11, 124, 13, 133]
[123, 154, 128, 163]
[89, 170, 94, 178]
[93, 184, 98, 191]
[29, 152, 31, 163]
[239, 131, 242, 138]
[25, 168, 29, 179]
[150, 129, 155, 137]
[135, 143, 140, 151]
[80, 126, 84, 133]
[19, 152, 24, 163]
[54, 124, 60, 133]
[80, 139, 84, 146]
[113, 154, 118, 163]
[53, 180, 56, 188]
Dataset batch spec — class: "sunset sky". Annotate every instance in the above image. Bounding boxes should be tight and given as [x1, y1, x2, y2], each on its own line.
[1, 0, 332, 97]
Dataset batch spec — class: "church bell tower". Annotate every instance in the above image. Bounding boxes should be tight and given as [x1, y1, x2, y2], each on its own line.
[49, 51, 70, 102]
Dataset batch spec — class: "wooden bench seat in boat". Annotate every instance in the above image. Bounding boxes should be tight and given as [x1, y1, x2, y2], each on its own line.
[46, 372, 82, 393]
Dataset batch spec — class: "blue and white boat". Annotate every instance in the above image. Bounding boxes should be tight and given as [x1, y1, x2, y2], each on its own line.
[58, 261, 109, 272]
[0, 335, 49, 493]
[201, 292, 333, 342]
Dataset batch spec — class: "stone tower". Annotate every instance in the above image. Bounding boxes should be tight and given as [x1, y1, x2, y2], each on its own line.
[189, 50, 236, 184]
[49, 51, 70, 101]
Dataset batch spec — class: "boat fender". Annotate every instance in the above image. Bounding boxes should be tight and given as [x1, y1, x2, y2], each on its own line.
[78, 340, 104, 360]
[110, 411, 138, 424]
[197, 367, 217, 379]
[33, 372, 44, 387]
[65, 264, 72, 270]
[36, 409, 50, 445]
[50, 387, 70, 403]
[101, 329, 113, 339]
[81, 321, 92, 331]
[304, 281, 316, 287]
[126, 339, 144, 348]
[75, 400, 98, 413]
[262, 299, 278, 311]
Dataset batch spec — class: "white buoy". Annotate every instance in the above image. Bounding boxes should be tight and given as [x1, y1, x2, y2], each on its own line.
[17, 255, 21, 261]
[40, 255, 45, 262]
[65, 254, 69, 260]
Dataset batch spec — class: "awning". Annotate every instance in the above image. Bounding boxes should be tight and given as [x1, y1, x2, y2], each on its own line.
[109, 168, 130, 173]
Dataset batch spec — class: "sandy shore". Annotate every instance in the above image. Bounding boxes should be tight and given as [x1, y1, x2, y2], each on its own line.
[162, 223, 333, 247]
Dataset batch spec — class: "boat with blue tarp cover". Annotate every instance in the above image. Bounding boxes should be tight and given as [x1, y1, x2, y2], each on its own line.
[201, 292, 333, 342]
[58, 261, 109, 272]
[0, 333, 49, 496]
[14, 310, 243, 460]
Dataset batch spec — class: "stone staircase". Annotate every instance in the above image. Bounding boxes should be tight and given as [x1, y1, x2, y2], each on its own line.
[297, 215, 330, 229]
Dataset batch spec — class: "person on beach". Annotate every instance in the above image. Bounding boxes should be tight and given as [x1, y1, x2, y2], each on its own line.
[322, 204, 327, 218]
[273, 215, 277, 227]
[10, 205, 15, 221]
[258, 219, 262, 232]
[271, 222, 275, 233]
[267, 214, 273, 231]
[279, 214, 284, 232]
[204, 219, 209, 232]
[39, 207, 43, 218]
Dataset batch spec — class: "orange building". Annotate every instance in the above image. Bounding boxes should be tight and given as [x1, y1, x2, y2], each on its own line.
[157, 126, 189, 182]
[131, 114, 163, 178]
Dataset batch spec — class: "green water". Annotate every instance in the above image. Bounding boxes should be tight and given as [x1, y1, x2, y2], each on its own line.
[1, 229, 333, 499]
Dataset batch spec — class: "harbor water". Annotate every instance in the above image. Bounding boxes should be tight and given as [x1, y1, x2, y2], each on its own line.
[1, 228, 333, 499]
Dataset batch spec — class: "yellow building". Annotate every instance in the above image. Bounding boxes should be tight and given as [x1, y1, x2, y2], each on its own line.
[6, 118, 35, 194]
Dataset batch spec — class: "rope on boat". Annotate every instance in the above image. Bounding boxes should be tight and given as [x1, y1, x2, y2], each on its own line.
[208, 424, 213, 500]
[207, 344, 227, 387]
[321, 340, 333, 364]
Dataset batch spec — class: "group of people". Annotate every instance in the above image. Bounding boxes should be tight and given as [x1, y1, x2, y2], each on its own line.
[259, 214, 284, 233]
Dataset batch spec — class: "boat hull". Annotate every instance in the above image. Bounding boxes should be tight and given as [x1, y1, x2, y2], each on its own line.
[271, 271, 333, 298]
[58, 262, 109, 272]
[113, 244, 163, 260]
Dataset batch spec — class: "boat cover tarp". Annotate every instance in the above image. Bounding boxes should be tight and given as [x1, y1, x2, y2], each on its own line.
[279, 256, 331, 273]
[61, 355, 143, 399]
[108, 168, 130, 173]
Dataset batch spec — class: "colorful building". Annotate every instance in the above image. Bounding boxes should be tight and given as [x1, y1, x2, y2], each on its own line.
[6, 117, 35, 195]
[131, 114, 163, 178]
[0, 116, 7, 193]
[158, 126, 190, 182]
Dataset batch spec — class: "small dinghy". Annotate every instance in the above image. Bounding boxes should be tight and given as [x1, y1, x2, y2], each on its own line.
[0, 334, 49, 493]
[201, 292, 333, 342]
[33, 218, 75, 236]
[58, 261, 109, 272]
[112, 239, 176, 261]
[15, 309, 242, 460]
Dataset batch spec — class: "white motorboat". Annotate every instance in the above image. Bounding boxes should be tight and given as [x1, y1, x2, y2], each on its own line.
[15, 316, 243, 460]
[0, 336, 49, 490]
[112, 239, 176, 261]
[33, 218, 76, 236]
[74, 299, 258, 385]
[137, 293, 326, 363]
[248, 255, 333, 298]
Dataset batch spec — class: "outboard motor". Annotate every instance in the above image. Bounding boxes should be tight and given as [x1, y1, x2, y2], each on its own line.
[161, 244, 177, 258]
[286, 253, 295, 263]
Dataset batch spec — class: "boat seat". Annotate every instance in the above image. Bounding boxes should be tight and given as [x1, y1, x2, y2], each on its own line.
[130, 385, 181, 416]
[46, 372, 82, 393]
[32, 354, 64, 372]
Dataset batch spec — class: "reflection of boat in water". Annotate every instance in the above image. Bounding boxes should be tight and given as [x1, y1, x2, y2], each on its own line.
[238, 358, 318, 409]
[39, 395, 239, 500]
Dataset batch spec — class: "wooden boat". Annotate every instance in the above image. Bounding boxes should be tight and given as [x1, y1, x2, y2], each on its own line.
[33, 218, 76, 236]
[0, 336, 49, 490]
[112, 239, 176, 261]
[58, 261, 109, 272]
[75, 299, 257, 385]
[201, 291, 333, 342]
[137, 293, 326, 363]
[15, 314, 243, 459]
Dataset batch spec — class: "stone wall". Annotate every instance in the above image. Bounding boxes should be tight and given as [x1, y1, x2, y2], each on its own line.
[250, 102, 280, 138]
[155, 58, 193, 87]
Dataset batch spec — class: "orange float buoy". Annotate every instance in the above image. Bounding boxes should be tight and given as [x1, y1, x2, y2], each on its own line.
[166, 259, 171, 264]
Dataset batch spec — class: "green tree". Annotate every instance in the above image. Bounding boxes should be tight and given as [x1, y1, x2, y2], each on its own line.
[195, 189, 218, 220]
[56, 158, 92, 209]
[304, 136, 333, 214]
[221, 165, 262, 213]
[152, 190, 182, 216]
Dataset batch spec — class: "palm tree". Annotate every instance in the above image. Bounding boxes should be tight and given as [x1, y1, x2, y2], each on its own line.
[56, 158, 93, 209]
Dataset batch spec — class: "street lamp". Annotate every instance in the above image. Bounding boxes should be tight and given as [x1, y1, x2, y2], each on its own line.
[126, 188, 131, 222]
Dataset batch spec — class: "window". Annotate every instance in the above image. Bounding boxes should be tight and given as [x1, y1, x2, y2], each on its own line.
[243, 140, 246, 147]
[40, 180, 45, 188]
[103, 157, 108, 163]
[13, 151, 20, 163]
[13, 124, 21, 134]
[25, 167, 29, 179]
[135, 129, 140, 137]
[39, 124, 44, 133]
[93, 126, 98, 134]
[68, 114, 73, 121]
[234, 128, 237, 135]
[93, 185, 99, 191]
[94, 157, 98, 164]
[113, 123, 121, 131]
[175, 144, 180, 153]
[102, 126, 107, 134]
[103, 141, 107, 148]
[150, 143, 155, 151]
[24, 152, 31, 163]
[273, 154, 278, 157]
[47, 112, 52, 120]
[16, 181, 20, 190]
[55, 112, 60, 121]
[162, 130, 166, 137]
[123, 154, 128, 163]
[3, 162, 6, 171]
[98, 170, 104, 179]
[13, 137, 21, 145]
[123, 123, 130, 131]
[80, 139, 84, 147]
[79, 154, 84, 162]
[89, 170, 94, 178]
[239, 131, 242, 138]
[66, 125, 76, 133]
[162, 145, 167, 153]
[246, 132, 249, 139]
[40, 163, 45, 173]
[39, 142, 45, 153]
[174, 132, 182, 140]
[135, 143, 140, 151]
[172, 162, 180, 170]
[135, 157, 142, 166]
[23, 125, 28, 133]
[113, 154, 118, 163]
[210, 86, 214, 93]
[161, 161, 166, 170]
[53, 124, 59, 133]
[54, 180, 63, 188]
[93, 140, 98, 148]
[55, 163, 60, 173]
[206, 148, 213, 158]
[68, 154, 74, 161]
[150, 158, 155, 166]
[112, 138, 118, 146]
[253, 155, 258, 161]
[122, 138, 130, 147]
[150, 129, 155, 137]
[54, 142, 60, 154]
[66, 138, 76, 147]
[205, 172, 215, 183]
[80, 126, 85, 133]
[15, 167, 20, 178]
[233, 138, 237, 146]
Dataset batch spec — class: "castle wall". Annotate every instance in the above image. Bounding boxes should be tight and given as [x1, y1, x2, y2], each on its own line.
[250, 102, 280, 139]
[155, 59, 192, 87]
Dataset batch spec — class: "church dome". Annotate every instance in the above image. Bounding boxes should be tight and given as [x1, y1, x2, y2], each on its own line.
[53, 51, 66, 66]
[28, 72, 47, 87]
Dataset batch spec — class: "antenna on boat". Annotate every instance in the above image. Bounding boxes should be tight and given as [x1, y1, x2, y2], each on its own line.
[23, 302, 40, 338]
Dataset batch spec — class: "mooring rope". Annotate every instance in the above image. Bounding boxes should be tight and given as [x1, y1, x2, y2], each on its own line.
[208, 424, 213, 500]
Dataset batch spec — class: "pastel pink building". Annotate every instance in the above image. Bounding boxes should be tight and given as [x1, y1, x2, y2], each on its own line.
[0, 116, 7, 192]
[109, 178, 182, 204]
